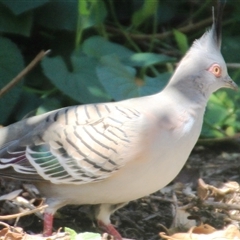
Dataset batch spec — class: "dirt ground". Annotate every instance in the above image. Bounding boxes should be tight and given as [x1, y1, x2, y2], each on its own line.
[0, 135, 240, 240]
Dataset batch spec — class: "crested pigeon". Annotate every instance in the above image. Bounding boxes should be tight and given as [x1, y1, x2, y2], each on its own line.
[0, 2, 237, 240]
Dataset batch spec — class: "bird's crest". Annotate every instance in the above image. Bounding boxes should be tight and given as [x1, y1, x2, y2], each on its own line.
[191, 0, 226, 52]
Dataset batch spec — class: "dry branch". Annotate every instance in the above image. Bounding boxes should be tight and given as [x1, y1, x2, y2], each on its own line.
[0, 50, 51, 98]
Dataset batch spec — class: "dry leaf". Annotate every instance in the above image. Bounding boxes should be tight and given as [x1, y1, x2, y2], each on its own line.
[197, 179, 209, 200]
[191, 224, 216, 234]
[159, 224, 240, 240]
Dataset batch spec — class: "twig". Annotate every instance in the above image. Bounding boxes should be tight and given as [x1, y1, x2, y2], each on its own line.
[14, 196, 43, 219]
[0, 50, 51, 98]
[179, 202, 195, 211]
[0, 204, 48, 220]
[149, 195, 176, 203]
[115, 212, 144, 233]
[227, 215, 240, 221]
[0, 221, 11, 229]
[227, 63, 240, 69]
[202, 200, 240, 211]
[105, 17, 213, 41]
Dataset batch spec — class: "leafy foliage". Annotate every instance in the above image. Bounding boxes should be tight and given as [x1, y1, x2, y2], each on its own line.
[0, 0, 239, 138]
[64, 227, 101, 240]
[42, 50, 110, 103]
[0, 37, 24, 123]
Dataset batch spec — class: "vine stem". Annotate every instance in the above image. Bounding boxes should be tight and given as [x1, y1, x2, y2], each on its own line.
[105, 17, 213, 41]
[0, 50, 51, 98]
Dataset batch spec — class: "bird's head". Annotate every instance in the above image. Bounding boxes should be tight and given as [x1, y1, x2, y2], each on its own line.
[168, 1, 237, 100]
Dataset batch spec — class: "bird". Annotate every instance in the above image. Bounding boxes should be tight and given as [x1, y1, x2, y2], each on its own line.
[0, 1, 237, 240]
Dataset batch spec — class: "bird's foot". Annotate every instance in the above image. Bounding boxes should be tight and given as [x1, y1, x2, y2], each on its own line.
[98, 220, 123, 240]
[43, 212, 53, 236]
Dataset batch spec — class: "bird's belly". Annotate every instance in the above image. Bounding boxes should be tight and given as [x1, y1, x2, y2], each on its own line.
[38, 118, 201, 206]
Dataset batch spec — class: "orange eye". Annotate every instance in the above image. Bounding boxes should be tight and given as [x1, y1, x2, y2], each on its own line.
[208, 64, 222, 78]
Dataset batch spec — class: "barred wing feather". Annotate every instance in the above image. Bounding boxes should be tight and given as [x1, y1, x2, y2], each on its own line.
[0, 103, 141, 184]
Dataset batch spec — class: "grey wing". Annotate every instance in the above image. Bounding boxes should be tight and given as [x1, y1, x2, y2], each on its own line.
[0, 103, 142, 184]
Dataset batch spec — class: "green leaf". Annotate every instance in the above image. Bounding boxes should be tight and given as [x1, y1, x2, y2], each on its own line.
[141, 74, 170, 96]
[64, 228, 101, 240]
[132, 0, 158, 27]
[36, 0, 78, 31]
[0, 3, 33, 36]
[96, 55, 169, 100]
[82, 36, 134, 59]
[76, 0, 107, 45]
[36, 98, 62, 116]
[96, 55, 136, 100]
[42, 51, 110, 104]
[206, 102, 229, 125]
[222, 36, 240, 62]
[13, 90, 42, 121]
[173, 29, 189, 54]
[201, 91, 238, 138]
[0, 0, 49, 15]
[64, 227, 77, 240]
[79, 0, 90, 15]
[78, 0, 106, 29]
[0, 37, 24, 124]
[209, 91, 234, 108]
[122, 52, 175, 67]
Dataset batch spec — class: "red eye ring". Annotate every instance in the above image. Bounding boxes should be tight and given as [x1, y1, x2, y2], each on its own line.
[208, 64, 222, 78]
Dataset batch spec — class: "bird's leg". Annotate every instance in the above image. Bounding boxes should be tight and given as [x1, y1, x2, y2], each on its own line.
[43, 212, 53, 236]
[97, 220, 122, 240]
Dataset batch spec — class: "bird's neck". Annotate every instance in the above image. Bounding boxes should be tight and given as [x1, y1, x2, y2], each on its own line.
[164, 80, 209, 110]
[163, 57, 218, 106]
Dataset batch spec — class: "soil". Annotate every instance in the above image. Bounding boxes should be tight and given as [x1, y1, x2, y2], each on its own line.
[0, 135, 240, 240]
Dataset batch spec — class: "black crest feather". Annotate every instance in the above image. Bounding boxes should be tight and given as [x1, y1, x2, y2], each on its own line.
[213, 0, 226, 48]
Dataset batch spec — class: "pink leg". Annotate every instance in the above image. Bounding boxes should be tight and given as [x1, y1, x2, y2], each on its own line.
[43, 212, 53, 236]
[97, 220, 122, 240]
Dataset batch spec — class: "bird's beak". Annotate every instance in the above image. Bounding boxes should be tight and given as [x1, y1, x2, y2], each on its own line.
[223, 75, 238, 91]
